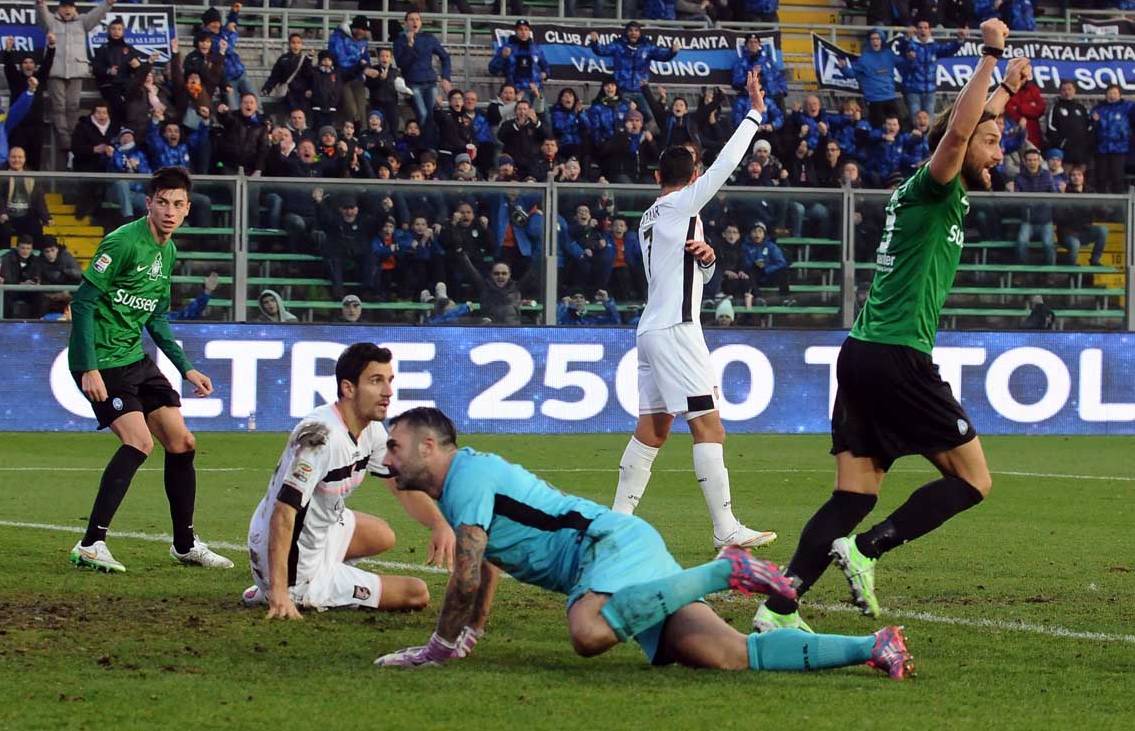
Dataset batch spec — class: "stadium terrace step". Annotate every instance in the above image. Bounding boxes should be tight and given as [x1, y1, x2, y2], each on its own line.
[43, 225, 103, 237]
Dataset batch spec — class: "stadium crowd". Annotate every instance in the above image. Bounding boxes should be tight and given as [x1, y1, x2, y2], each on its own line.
[1, 0, 1134, 323]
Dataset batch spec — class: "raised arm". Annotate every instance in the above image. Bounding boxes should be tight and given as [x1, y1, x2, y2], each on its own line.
[928, 19, 1014, 185]
[675, 69, 766, 212]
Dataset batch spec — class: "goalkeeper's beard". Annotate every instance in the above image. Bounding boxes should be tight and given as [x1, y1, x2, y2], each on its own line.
[961, 160, 991, 191]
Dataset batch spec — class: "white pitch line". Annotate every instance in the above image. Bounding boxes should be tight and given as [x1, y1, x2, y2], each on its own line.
[1, 466, 1133, 482]
[4, 519, 1132, 644]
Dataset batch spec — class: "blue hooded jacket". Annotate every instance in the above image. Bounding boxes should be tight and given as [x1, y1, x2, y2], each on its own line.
[1091, 99, 1135, 154]
[643, 0, 676, 20]
[896, 35, 962, 94]
[0, 89, 33, 166]
[586, 94, 631, 146]
[589, 33, 676, 91]
[1003, 0, 1037, 31]
[551, 104, 587, 147]
[840, 28, 898, 103]
[557, 298, 620, 325]
[488, 35, 550, 91]
[898, 129, 930, 171]
[972, 0, 1000, 22]
[732, 95, 783, 131]
[208, 10, 245, 82]
[329, 24, 370, 82]
[394, 31, 452, 85]
[861, 126, 903, 181]
[492, 195, 543, 259]
[747, 238, 788, 278]
[824, 112, 870, 159]
[731, 47, 788, 98]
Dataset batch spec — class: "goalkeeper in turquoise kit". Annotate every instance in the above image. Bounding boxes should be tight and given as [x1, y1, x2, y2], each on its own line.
[371, 407, 914, 680]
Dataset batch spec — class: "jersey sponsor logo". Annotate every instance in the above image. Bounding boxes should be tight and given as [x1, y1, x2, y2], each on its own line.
[947, 224, 965, 248]
[112, 288, 159, 312]
[93, 253, 112, 273]
[291, 460, 314, 484]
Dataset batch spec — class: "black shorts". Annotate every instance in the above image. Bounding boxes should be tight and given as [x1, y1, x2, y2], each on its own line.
[71, 355, 181, 430]
[830, 337, 977, 471]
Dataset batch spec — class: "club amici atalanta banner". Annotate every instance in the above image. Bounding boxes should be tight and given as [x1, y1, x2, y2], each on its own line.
[3, 323, 1134, 435]
[812, 33, 1135, 95]
[0, 3, 174, 63]
[489, 23, 780, 87]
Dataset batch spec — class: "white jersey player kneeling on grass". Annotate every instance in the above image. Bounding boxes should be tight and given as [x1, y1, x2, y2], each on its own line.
[244, 342, 457, 618]
[612, 68, 776, 550]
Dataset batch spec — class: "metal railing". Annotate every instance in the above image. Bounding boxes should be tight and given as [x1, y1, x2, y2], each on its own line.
[1, 170, 1131, 330]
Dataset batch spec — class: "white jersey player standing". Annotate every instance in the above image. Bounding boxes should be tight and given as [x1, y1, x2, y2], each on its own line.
[245, 342, 457, 619]
[612, 69, 777, 550]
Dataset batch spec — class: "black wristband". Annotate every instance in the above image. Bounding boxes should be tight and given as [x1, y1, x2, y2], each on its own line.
[999, 82, 1016, 97]
[982, 46, 1005, 59]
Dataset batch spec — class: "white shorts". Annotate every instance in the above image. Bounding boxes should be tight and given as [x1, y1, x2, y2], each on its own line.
[637, 323, 719, 418]
[248, 508, 382, 610]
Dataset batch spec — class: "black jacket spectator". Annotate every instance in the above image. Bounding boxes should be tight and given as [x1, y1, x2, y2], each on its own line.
[436, 106, 474, 164]
[3, 43, 53, 170]
[262, 46, 313, 112]
[457, 251, 535, 325]
[315, 194, 381, 300]
[498, 108, 549, 178]
[71, 110, 117, 173]
[183, 46, 225, 98]
[363, 54, 400, 132]
[599, 128, 659, 184]
[642, 84, 701, 150]
[91, 34, 143, 113]
[215, 103, 269, 174]
[36, 239, 81, 285]
[1045, 93, 1093, 167]
[0, 176, 50, 233]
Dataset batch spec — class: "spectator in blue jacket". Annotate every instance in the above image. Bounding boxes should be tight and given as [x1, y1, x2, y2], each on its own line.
[1002, 0, 1036, 31]
[588, 21, 676, 125]
[0, 83, 34, 166]
[859, 114, 904, 187]
[489, 19, 549, 101]
[200, 5, 253, 111]
[788, 94, 827, 152]
[736, 0, 779, 23]
[971, 0, 1001, 23]
[107, 127, 151, 221]
[329, 16, 372, 128]
[585, 77, 631, 150]
[548, 87, 587, 164]
[837, 28, 901, 128]
[897, 109, 930, 174]
[557, 288, 620, 325]
[732, 34, 788, 110]
[492, 192, 543, 280]
[896, 21, 966, 121]
[822, 99, 869, 161]
[1090, 85, 1135, 194]
[732, 92, 783, 138]
[643, 0, 711, 21]
[394, 10, 452, 135]
[145, 113, 212, 227]
[1008, 147, 1059, 265]
[747, 222, 792, 303]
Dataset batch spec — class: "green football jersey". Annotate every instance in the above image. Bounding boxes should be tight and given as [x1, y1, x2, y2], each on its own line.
[70, 217, 178, 371]
[850, 165, 969, 354]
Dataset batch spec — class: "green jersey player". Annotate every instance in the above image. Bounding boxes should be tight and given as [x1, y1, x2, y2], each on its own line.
[754, 20, 1031, 632]
[68, 167, 232, 573]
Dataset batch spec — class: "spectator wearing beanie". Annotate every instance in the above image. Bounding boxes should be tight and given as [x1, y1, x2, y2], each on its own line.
[732, 33, 788, 111]
[838, 28, 901, 128]
[330, 15, 372, 128]
[489, 19, 549, 100]
[588, 21, 675, 125]
[1090, 85, 1135, 194]
[184, 29, 225, 99]
[199, 4, 254, 111]
[310, 51, 342, 130]
[586, 76, 632, 155]
[36, 0, 112, 156]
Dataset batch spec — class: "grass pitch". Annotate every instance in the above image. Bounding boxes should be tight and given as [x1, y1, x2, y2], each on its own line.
[1, 433, 1133, 730]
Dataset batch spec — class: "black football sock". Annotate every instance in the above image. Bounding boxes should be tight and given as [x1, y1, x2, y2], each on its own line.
[855, 476, 984, 559]
[765, 490, 877, 615]
[82, 445, 149, 547]
[165, 450, 198, 554]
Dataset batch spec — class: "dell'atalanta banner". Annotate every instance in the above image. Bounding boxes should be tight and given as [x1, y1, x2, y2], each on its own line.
[813, 33, 1135, 95]
[489, 23, 780, 87]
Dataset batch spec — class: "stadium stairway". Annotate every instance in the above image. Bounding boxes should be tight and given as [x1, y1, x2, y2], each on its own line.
[42, 192, 104, 266]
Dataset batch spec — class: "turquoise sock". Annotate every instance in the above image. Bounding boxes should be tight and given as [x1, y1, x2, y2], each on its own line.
[599, 560, 731, 641]
[747, 629, 874, 671]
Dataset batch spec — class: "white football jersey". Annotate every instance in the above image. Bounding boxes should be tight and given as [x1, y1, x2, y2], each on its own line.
[636, 108, 764, 335]
[248, 403, 389, 586]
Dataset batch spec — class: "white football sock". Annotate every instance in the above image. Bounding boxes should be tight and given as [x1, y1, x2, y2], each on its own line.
[692, 441, 739, 538]
[612, 437, 659, 514]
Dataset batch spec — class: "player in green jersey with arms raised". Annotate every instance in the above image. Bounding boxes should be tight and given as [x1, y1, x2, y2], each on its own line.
[753, 20, 1031, 632]
[68, 166, 233, 573]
